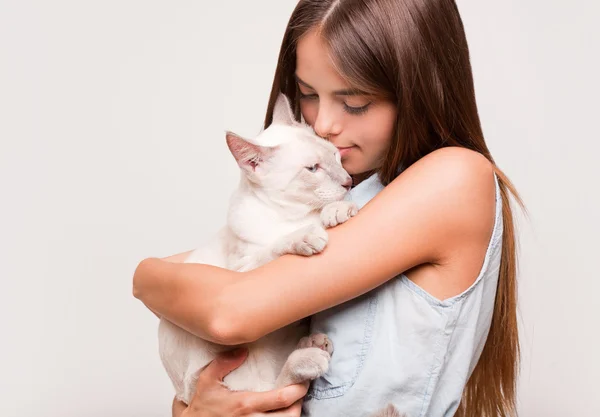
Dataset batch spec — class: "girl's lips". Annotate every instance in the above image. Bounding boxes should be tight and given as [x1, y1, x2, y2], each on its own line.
[337, 146, 355, 157]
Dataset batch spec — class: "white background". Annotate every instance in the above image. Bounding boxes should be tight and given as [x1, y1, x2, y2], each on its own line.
[0, 1, 598, 416]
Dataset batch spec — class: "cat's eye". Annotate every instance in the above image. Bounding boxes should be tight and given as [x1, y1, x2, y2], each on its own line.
[306, 164, 319, 173]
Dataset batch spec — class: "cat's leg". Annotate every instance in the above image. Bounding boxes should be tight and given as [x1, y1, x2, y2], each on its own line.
[320, 201, 358, 228]
[369, 404, 406, 417]
[233, 224, 327, 272]
[233, 223, 328, 272]
[273, 224, 328, 257]
[274, 332, 334, 388]
[274, 347, 331, 388]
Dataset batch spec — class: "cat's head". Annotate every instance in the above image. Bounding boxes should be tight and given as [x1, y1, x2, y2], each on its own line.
[226, 93, 352, 210]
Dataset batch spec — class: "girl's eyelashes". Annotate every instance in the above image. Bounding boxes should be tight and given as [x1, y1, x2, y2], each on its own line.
[298, 91, 318, 100]
[343, 102, 371, 115]
[298, 91, 372, 116]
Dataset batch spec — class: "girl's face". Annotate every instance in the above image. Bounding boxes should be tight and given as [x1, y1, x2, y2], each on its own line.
[295, 29, 397, 180]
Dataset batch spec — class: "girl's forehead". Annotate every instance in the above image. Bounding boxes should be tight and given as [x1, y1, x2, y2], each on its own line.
[295, 30, 350, 92]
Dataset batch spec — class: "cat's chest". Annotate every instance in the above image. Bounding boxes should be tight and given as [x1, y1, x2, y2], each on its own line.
[235, 214, 319, 245]
[229, 200, 319, 245]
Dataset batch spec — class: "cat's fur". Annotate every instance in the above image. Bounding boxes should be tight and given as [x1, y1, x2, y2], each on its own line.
[157, 93, 357, 404]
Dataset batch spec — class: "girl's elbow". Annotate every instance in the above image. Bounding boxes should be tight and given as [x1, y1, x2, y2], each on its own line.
[132, 258, 154, 301]
[207, 279, 257, 345]
[207, 311, 252, 345]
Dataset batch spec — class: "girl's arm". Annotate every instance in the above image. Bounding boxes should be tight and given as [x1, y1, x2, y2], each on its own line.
[133, 147, 495, 345]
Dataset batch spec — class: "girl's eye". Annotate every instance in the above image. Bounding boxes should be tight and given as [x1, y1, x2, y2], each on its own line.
[305, 164, 319, 173]
[299, 91, 318, 100]
[299, 88, 371, 116]
[343, 102, 371, 115]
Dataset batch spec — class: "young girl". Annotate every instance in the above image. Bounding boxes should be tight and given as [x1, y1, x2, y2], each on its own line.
[133, 1, 523, 416]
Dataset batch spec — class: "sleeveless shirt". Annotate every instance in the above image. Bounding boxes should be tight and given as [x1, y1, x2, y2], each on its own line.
[302, 172, 503, 417]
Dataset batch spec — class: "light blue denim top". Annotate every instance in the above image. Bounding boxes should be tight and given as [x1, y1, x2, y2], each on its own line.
[302, 172, 503, 417]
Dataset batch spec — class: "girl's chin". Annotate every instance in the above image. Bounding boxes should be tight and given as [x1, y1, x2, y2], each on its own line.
[343, 165, 366, 178]
[342, 159, 367, 176]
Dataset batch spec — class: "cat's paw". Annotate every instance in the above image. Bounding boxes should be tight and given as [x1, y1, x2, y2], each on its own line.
[297, 333, 334, 355]
[283, 347, 331, 382]
[275, 225, 328, 256]
[320, 201, 358, 228]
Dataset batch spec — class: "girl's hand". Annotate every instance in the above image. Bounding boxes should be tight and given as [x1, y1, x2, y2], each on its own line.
[173, 348, 309, 417]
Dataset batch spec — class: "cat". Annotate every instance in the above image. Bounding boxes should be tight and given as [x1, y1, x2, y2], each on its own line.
[157, 93, 358, 404]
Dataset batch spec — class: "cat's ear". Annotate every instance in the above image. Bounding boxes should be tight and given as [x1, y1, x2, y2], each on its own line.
[226, 131, 272, 171]
[272, 92, 296, 126]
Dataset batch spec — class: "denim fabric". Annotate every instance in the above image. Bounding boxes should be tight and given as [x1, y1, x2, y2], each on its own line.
[302, 173, 503, 417]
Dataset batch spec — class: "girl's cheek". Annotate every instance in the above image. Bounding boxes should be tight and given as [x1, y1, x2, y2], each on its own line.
[300, 103, 317, 126]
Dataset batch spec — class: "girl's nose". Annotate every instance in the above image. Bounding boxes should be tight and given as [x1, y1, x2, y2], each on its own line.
[313, 102, 342, 140]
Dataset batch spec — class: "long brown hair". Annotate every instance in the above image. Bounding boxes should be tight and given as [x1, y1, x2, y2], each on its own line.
[264, 1, 524, 416]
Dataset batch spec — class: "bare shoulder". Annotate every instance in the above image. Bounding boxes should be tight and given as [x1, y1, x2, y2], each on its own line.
[395, 146, 495, 225]
[381, 146, 497, 296]
[409, 146, 495, 237]
[415, 145, 494, 179]
[413, 146, 495, 209]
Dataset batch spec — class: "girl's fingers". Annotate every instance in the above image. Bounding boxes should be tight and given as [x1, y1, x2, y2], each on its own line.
[198, 348, 249, 384]
[244, 383, 309, 413]
[266, 399, 303, 417]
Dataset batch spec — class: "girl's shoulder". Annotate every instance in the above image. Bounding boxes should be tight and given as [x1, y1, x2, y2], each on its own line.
[386, 146, 498, 298]
[394, 146, 496, 236]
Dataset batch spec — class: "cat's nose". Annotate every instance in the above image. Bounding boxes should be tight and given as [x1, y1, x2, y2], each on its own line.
[343, 177, 352, 190]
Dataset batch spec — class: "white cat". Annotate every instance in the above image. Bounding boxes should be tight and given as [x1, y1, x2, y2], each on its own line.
[157, 93, 358, 404]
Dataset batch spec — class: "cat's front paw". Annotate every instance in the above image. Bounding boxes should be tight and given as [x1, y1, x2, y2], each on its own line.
[275, 225, 328, 256]
[283, 347, 331, 382]
[321, 201, 358, 228]
[297, 333, 334, 355]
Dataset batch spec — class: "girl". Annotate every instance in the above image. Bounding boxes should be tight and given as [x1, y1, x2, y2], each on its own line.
[133, 0, 523, 416]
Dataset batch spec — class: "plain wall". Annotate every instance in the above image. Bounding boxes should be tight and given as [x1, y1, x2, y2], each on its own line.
[1, 1, 598, 416]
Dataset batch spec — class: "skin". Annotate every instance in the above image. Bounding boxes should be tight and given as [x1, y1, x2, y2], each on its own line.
[136, 29, 496, 417]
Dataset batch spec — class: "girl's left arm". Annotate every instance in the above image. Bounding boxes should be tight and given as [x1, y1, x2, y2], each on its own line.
[133, 148, 495, 345]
